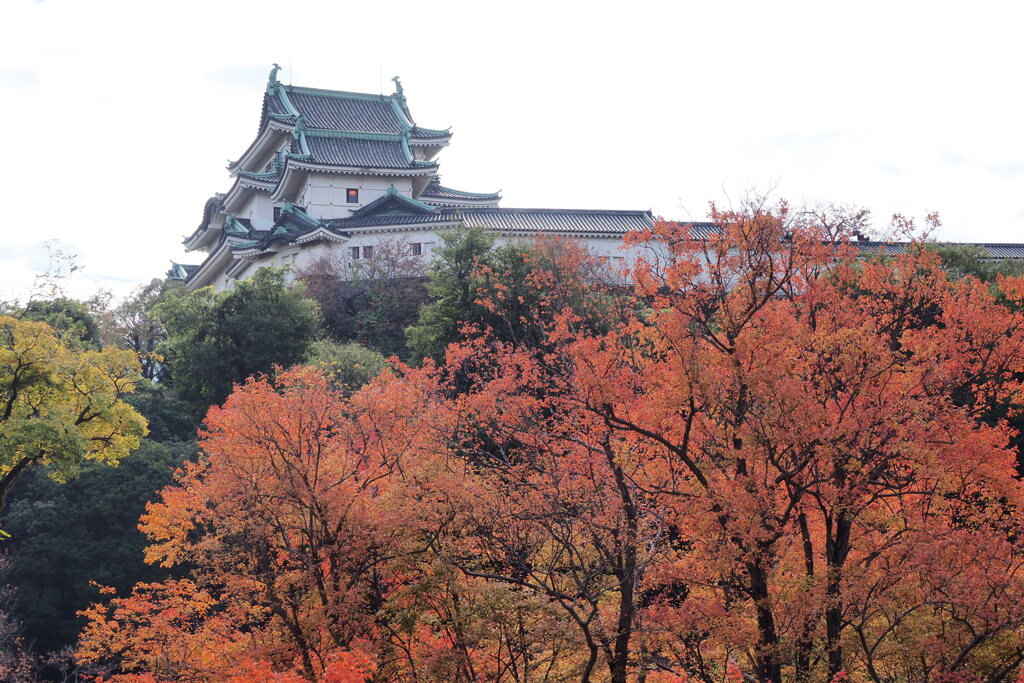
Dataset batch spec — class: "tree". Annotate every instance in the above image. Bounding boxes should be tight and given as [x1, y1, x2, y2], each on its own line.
[154, 268, 319, 409]
[303, 339, 388, 394]
[101, 279, 176, 381]
[427, 339, 668, 683]
[406, 227, 617, 362]
[0, 315, 147, 512]
[935, 242, 1024, 283]
[405, 226, 498, 362]
[16, 297, 103, 349]
[536, 204, 1024, 681]
[80, 367, 436, 679]
[0, 439, 190, 655]
[297, 238, 428, 358]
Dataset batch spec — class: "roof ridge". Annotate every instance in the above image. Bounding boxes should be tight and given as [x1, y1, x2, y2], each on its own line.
[303, 130, 406, 141]
[286, 85, 393, 102]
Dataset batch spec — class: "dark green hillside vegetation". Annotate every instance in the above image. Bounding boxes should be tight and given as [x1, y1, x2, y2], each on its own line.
[0, 440, 192, 655]
[154, 267, 319, 410]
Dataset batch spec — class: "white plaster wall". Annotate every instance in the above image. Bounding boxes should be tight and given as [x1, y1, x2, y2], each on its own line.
[236, 193, 275, 230]
[297, 174, 415, 220]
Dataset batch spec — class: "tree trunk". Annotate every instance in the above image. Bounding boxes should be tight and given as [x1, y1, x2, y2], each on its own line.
[794, 511, 816, 681]
[825, 511, 852, 680]
[747, 559, 783, 683]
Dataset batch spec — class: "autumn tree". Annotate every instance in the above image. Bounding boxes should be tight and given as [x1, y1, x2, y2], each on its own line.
[0, 315, 147, 512]
[530, 204, 1024, 681]
[426, 337, 669, 683]
[78, 206, 1024, 683]
[79, 367, 441, 680]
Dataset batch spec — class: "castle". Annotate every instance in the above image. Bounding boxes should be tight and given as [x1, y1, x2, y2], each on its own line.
[172, 66, 1024, 291]
[173, 66, 675, 291]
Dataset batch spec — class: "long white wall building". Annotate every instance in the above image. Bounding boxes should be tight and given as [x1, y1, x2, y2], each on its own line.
[173, 66, 1024, 290]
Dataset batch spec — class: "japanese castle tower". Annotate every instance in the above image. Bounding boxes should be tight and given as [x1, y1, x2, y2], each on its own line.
[174, 66, 1024, 290]
[175, 66, 658, 291]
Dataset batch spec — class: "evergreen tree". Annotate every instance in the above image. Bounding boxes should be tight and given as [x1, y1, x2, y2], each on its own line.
[155, 268, 319, 409]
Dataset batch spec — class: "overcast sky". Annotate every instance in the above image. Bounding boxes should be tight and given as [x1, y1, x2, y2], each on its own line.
[2, 0, 1022, 301]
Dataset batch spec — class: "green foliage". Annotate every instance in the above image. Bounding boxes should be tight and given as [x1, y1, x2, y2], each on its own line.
[0, 439, 192, 654]
[17, 297, 102, 349]
[124, 380, 199, 443]
[154, 268, 319, 409]
[304, 339, 388, 393]
[934, 243, 1024, 282]
[406, 227, 616, 362]
[405, 227, 498, 362]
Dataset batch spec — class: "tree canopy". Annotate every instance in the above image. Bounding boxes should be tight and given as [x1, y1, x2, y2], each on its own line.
[0, 315, 147, 511]
[406, 227, 617, 362]
[76, 204, 1024, 682]
[154, 268, 319, 409]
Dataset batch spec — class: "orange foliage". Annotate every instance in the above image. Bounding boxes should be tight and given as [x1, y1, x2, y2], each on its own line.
[78, 206, 1024, 682]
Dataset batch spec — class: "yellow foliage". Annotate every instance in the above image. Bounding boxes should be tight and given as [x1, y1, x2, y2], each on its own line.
[0, 315, 147, 503]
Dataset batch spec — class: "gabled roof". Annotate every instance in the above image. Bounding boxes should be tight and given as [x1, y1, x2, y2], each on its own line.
[344, 186, 439, 221]
[167, 262, 198, 281]
[283, 88, 407, 133]
[254, 68, 441, 139]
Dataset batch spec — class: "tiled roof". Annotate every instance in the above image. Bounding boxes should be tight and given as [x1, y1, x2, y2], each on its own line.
[326, 207, 664, 235]
[857, 242, 1024, 260]
[420, 181, 500, 201]
[266, 90, 293, 119]
[980, 244, 1024, 259]
[410, 126, 451, 140]
[328, 214, 450, 229]
[446, 208, 658, 235]
[236, 151, 286, 182]
[167, 262, 199, 280]
[286, 89, 404, 133]
[304, 136, 427, 169]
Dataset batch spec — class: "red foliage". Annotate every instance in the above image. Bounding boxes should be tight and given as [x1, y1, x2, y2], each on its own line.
[78, 209, 1024, 682]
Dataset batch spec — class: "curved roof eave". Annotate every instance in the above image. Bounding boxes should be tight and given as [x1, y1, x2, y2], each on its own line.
[229, 122, 291, 174]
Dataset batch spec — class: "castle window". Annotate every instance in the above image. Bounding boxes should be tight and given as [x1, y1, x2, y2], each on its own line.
[273, 206, 282, 222]
[346, 188, 359, 203]
[350, 246, 360, 260]
[362, 245, 374, 259]
[411, 242, 422, 256]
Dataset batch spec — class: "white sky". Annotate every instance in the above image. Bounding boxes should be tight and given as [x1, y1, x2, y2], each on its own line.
[1, 0, 1023, 301]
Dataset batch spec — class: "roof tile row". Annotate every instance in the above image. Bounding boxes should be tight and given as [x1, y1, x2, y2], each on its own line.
[287, 90, 404, 134]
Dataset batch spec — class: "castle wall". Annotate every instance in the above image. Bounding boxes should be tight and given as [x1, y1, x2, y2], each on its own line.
[296, 174, 415, 220]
